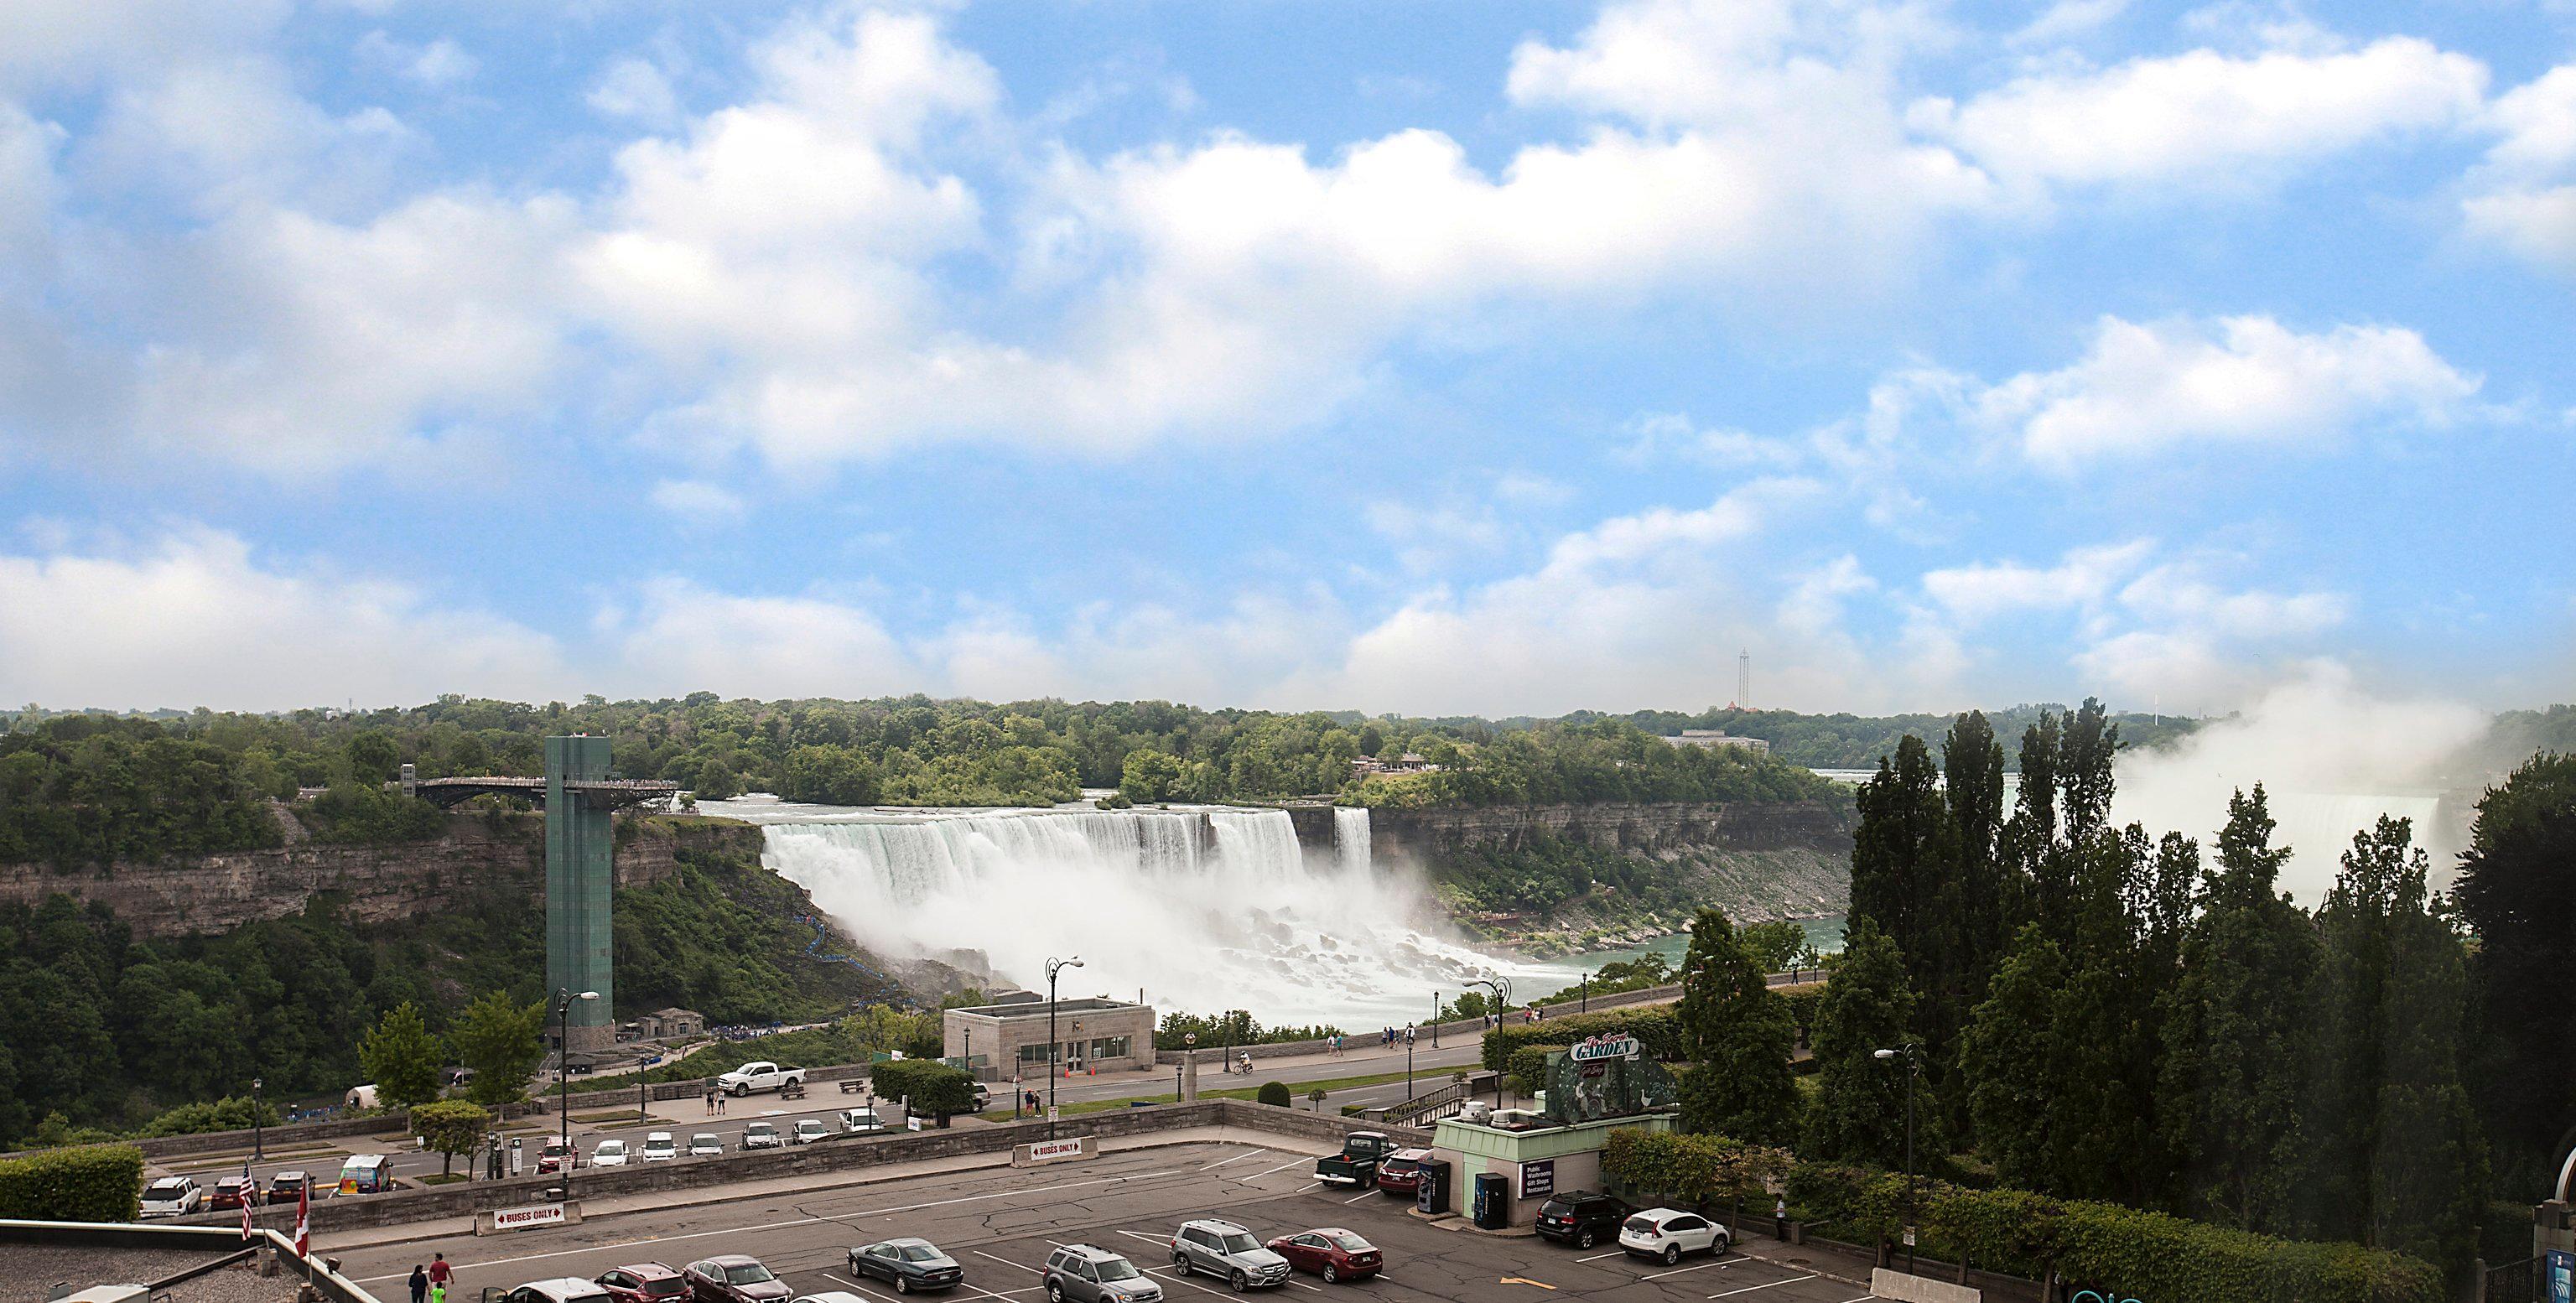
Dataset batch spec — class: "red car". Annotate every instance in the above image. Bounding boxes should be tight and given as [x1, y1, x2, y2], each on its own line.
[1265, 1228, 1382, 1285]
[209, 1176, 257, 1211]
[681, 1255, 789, 1303]
[538, 1140, 582, 1175]
[1373, 1149, 1429, 1197]
[596, 1263, 688, 1303]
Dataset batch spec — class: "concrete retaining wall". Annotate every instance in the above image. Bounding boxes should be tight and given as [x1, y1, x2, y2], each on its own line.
[1151, 982, 1688, 1066]
[169, 1102, 1428, 1236]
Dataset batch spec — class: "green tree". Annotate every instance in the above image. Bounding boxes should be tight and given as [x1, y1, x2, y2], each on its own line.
[2451, 753, 2576, 1197]
[1118, 749, 1182, 803]
[1737, 921, 1806, 973]
[449, 991, 546, 1106]
[781, 745, 881, 805]
[410, 1098, 491, 1178]
[1673, 908, 1800, 1145]
[357, 1001, 443, 1108]
[2156, 786, 2314, 1234]
[346, 731, 401, 786]
[1802, 916, 1924, 1168]
[1961, 924, 2066, 1191]
[1849, 734, 1964, 1121]
[693, 760, 740, 801]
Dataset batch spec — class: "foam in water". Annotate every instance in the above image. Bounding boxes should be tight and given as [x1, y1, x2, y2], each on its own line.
[728, 802, 1530, 1028]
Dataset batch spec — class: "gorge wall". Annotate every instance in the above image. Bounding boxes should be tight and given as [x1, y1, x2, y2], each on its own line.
[0, 812, 766, 939]
[1368, 799, 1857, 955]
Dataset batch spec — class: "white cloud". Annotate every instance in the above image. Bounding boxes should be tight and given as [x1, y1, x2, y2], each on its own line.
[600, 579, 918, 701]
[1976, 314, 2479, 467]
[356, 32, 478, 89]
[2011, 0, 2131, 48]
[1914, 37, 2486, 194]
[2462, 64, 2576, 275]
[648, 479, 746, 526]
[1614, 412, 1804, 469]
[0, 529, 564, 711]
[1922, 538, 2155, 623]
[589, 56, 682, 127]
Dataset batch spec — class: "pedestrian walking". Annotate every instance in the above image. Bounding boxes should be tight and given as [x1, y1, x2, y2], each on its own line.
[1774, 1196, 1789, 1241]
[409, 1266, 428, 1303]
[428, 1254, 451, 1300]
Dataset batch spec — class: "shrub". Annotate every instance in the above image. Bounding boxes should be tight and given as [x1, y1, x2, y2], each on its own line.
[1505, 1045, 1566, 1098]
[1255, 1081, 1291, 1108]
[134, 1095, 281, 1139]
[873, 1060, 978, 1115]
[0, 1144, 144, 1222]
[1482, 1007, 1682, 1071]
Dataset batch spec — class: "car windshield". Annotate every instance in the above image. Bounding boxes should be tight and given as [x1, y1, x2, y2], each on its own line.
[641, 1280, 685, 1297]
[748, 1124, 775, 1134]
[598, 1142, 625, 1154]
[1623, 1216, 1656, 1233]
[147, 1181, 187, 1197]
[1094, 1259, 1140, 1282]
[899, 1247, 941, 1263]
[1218, 1233, 1259, 1254]
[1326, 1233, 1372, 1253]
[693, 1135, 718, 1145]
[724, 1264, 775, 1285]
[646, 1138, 673, 1150]
[1381, 1157, 1416, 1171]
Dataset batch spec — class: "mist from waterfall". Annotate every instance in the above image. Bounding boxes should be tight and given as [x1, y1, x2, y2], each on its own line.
[715, 799, 1531, 1028]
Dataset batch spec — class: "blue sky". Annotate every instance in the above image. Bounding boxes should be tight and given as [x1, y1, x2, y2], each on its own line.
[0, 0, 2568, 717]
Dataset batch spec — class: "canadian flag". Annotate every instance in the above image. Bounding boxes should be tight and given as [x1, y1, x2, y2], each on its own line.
[293, 1179, 309, 1257]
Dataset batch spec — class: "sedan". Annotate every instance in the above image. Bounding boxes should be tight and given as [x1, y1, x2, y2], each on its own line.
[209, 1176, 257, 1211]
[593, 1139, 631, 1167]
[688, 1134, 724, 1157]
[1265, 1229, 1381, 1285]
[1618, 1208, 1729, 1265]
[848, 1238, 964, 1294]
[597, 1264, 688, 1303]
[141, 1176, 204, 1217]
[792, 1119, 831, 1145]
[740, 1122, 782, 1150]
[683, 1255, 790, 1303]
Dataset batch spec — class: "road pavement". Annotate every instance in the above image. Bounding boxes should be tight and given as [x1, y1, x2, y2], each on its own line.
[329, 1140, 1875, 1303]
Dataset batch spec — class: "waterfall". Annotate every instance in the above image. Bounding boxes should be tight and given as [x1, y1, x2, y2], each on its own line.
[724, 801, 1524, 1028]
[1333, 807, 1372, 874]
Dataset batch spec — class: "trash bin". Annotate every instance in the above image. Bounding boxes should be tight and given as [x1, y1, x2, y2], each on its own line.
[1472, 1172, 1509, 1230]
[1415, 1158, 1452, 1215]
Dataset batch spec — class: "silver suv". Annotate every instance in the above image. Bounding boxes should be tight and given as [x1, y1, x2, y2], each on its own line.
[1171, 1219, 1291, 1291]
[1041, 1244, 1161, 1303]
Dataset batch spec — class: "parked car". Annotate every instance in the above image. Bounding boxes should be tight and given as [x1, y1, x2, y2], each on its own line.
[501, 1280, 615, 1303]
[209, 1176, 256, 1211]
[740, 1121, 782, 1150]
[538, 1140, 581, 1175]
[1618, 1208, 1730, 1265]
[714, 1061, 807, 1097]
[1041, 1245, 1161, 1303]
[338, 1154, 395, 1194]
[688, 1134, 724, 1157]
[1372, 1149, 1429, 1197]
[791, 1119, 831, 1145]
[641, 1133, 678, 1163]
[596, 1264, 688, 1303]
[265, 1171, 317, 1204]
[1171, 1218, 1291, 1290]
[1263, 1229, 1381, 1285]
[592, 1139, 631, 1167]
[839, 1108, 885, 1134]
[683, 1255, 791, 1303]
[1312, 1132, 1400, 1187]
[1534, 1191, 1632, 1250]
[847, 1238, 963, 1294]
[140, 1176, 204, 1217]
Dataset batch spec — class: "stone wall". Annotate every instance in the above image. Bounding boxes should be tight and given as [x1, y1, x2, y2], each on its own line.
[0, 814, 764, 940]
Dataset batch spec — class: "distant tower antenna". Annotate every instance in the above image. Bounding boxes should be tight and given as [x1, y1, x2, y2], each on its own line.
[1737, 650, 1751, 711]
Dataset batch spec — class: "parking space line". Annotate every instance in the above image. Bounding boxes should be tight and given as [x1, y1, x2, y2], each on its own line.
[1241, 1157, 1311, 1179]
[1576, 1251, 1624, 1262]
[1201, 1148, 1268, 1170]
[1707, 1275, 1815, 1298]
[1641, 1259, 1734, 1280]
[974, 1250, 1042, 1274]
[1340, 1191, 1378, 1204]
[1145, 1266, 1239, 1300]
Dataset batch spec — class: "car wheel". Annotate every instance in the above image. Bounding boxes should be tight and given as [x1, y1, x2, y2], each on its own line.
[1174, 1254, 1190, 1275]
[1046, 1285, 1063, 1303]
[1661, 1245, 1681, 1265]
[896, 1277, 912, 1295]
[1575, 1228, 1594, 1249]
[1322, 1266, 1337, 1285]
[1229, 1270, 1249, 1293]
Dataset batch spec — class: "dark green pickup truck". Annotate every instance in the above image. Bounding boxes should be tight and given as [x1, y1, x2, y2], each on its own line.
[1314, 1132, 1403, 1187]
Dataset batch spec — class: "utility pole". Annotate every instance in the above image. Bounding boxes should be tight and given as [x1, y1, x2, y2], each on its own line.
[556, 989, 596, 1198]
[1045, 957, 1081, 1141]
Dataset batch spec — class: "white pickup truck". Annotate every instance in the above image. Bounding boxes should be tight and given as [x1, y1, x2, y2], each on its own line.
[714, 1060, 807, 1097]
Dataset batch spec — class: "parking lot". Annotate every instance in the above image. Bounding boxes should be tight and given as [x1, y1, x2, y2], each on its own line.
[332, 1142, 1871, 1303]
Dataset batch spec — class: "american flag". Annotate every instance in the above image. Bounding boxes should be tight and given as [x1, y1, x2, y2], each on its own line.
[239, 1169, 253, 1241]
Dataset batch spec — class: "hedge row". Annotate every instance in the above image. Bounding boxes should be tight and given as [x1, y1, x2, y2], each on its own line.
[0, 1144, 144, 1223]
[1505, 1045, 1566, 1097]
[870, 1060, 978, 1114]
[1605, 1134, 2441, 1303]
[1481, 1007, 1682, 1071]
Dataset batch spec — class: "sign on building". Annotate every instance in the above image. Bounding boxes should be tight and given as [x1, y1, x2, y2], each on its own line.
[490, 1205, 568, 1233]
[1567, 1034, 1642, 1062]
[1518, 1159, 1555, 1200]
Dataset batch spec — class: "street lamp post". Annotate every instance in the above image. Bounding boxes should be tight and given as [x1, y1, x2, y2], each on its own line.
[1873, 1045, 1920, 1273]
[556, 989, 597, 1197]
[1470, 979, 1510, 1107]
[1182, 1031, 1197, 1105]
[250, 1077, 264, 1165]
[1045, 957, 1082, 1141]
[1405, 1024, 1415, 1101]
[1431, 992, 1439, 1049]
[1580, 970, 1590, 1015]
[636, 1051, 650, 1128]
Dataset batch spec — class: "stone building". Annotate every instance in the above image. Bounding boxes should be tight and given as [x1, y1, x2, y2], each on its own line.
[942, 996, 1156, 1082]
[1661, 729, 1770, 755]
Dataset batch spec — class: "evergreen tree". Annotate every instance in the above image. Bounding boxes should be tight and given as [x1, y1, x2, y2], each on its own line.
[357, 1000, 443, 1108]
[1803, 916, 1926, 1167]
[2451, 753, 2576, 1196]
[1961, 924, 2066, 1190]
[2156, 786, 2314, 1234]
[1850, 735, 1963, 1122]
[1675, 907, 1800, 1145]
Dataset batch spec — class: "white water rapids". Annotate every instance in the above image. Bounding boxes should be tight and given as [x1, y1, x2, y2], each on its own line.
[714, 799, 1533, 1028]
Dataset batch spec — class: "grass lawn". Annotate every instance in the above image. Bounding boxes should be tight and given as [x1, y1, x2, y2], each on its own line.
[568, 1109, 650, 1125]
[415, 1172, 470, 1186]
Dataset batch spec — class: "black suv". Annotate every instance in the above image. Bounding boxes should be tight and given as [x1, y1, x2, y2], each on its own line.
[1534, 1191, 1632, 1249]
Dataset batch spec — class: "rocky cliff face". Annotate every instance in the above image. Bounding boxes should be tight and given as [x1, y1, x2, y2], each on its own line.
[0, 813, 764, 939]
[1370, 800, 1856, 956]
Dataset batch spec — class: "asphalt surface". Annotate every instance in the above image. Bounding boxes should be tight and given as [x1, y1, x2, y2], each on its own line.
[330, 1141, 1871, 1303]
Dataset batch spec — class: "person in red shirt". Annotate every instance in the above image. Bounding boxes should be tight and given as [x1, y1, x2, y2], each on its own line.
[428, 1254, 452, 1290]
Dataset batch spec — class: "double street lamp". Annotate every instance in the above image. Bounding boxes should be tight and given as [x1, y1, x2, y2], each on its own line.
[555, 989, 599, 1196]
[1045, 957, 1082, 1141]
[1872, 1044, 1922, 1273]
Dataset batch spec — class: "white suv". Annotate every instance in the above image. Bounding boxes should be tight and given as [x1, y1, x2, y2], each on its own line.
[141, 1176, 204, 1217]
[1618, 1208, 1729, 1265]
[641, 1132, 678, 1162]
